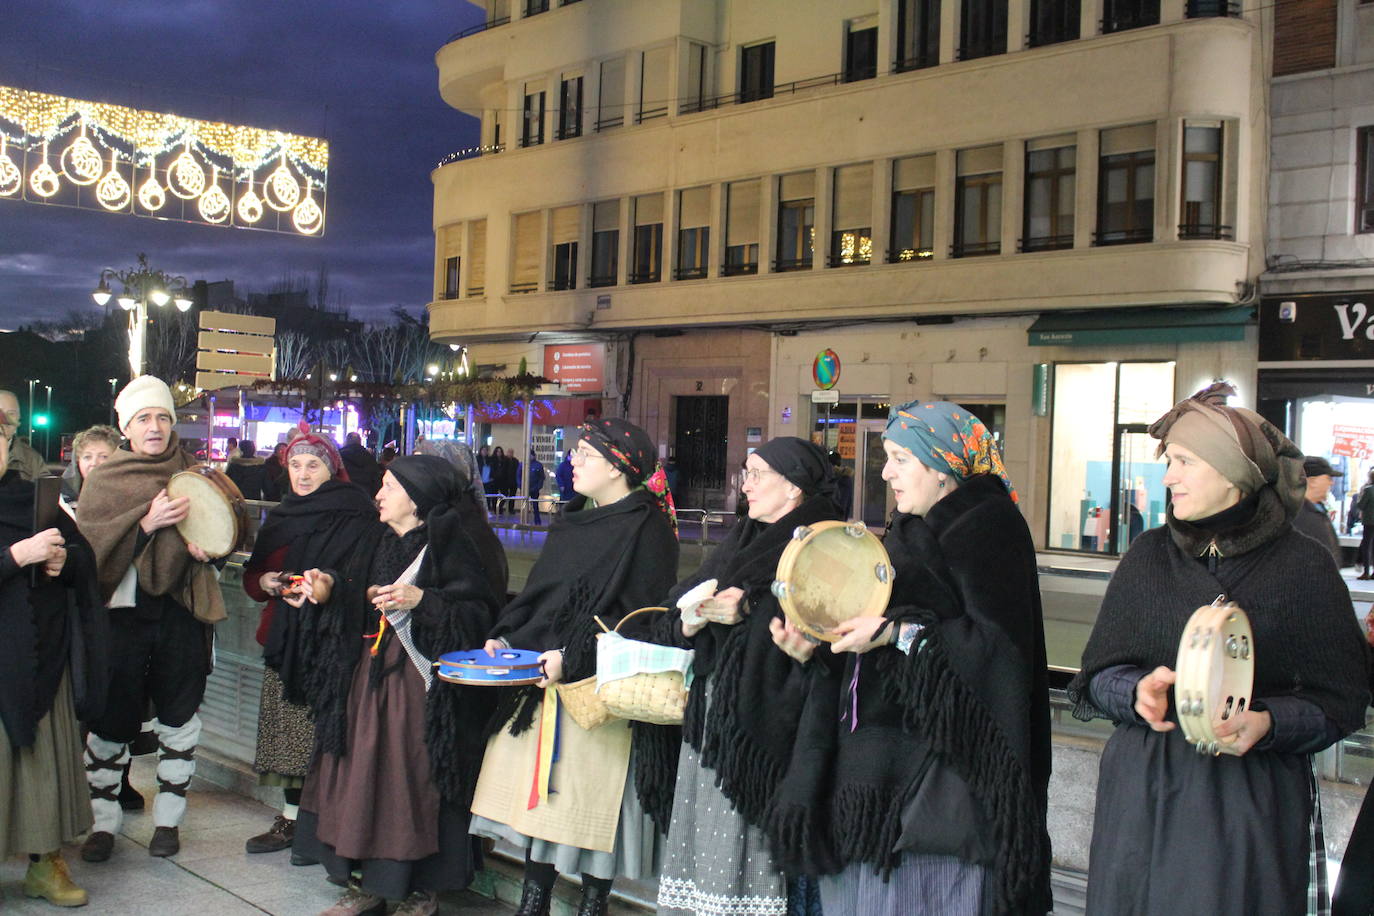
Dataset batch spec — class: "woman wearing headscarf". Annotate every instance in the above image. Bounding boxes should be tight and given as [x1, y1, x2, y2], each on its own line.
[414, 438, 489, 517]
[241, 423, 376, 858]
[768, 402, 1052, 916]
[291, 454, 508, 916]
[1069, 383, 1370, 915]
[655, 437, 843, 916]
[470, 417, 679, 916]
[0, 415, 107, 907]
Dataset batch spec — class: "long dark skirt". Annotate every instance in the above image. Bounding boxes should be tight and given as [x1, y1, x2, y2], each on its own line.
[295, 638, 480, 900]
[1086, 723, 1313, 916]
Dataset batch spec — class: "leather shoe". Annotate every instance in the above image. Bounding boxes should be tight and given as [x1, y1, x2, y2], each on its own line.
[513, 877, 553, 916]
[291, 851, 320, 866]
[24, 851, 89, 907]
[576, 881, 611, 916]
[245, 815, 294, 853]
[80, 831, 114, 863]
[149, 825, 180, 857]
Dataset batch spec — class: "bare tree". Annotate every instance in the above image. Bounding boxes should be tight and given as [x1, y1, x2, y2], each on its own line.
[275, 330, 316, 380]
[145, 307, 199, 384]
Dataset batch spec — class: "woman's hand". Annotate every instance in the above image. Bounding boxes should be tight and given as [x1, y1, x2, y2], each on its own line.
[697, 587, 747, 626]
[372, 583, 422, 614]
[483, 638, 508, 658]
[1211, 708, 1272, 756]
[283, 569, 332, 608]
[186, 542, 211, 563]
[140, 489, 189, 535]
[830, 616, 894, 655]
[1134, 666, 1177, 732]
[9, 528, 64, 569]
[43, 545, 67, 578]
[259, 571, 287, 597]
[769, 617, 817, 663]
[536, 649, 564, 687]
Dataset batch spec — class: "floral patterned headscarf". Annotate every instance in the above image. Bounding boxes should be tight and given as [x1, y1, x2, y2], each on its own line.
[884, 400, 1018, 503]
[576, 417, 678, 534]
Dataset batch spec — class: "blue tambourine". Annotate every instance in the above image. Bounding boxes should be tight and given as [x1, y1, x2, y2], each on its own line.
[435, 649, 545, 686]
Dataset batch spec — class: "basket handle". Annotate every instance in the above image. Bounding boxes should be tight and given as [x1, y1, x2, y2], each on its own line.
[593, 606, 670, 635]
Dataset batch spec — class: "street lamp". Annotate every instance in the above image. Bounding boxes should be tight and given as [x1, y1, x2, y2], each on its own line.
[92, 252, 193, 378]
[108, 378, 118, 426]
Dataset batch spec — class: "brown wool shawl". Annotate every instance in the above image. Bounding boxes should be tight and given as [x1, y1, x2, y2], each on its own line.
[76, 433, 226, 624]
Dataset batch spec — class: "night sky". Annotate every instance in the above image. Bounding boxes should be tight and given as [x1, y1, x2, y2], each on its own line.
[0, 0, 483, 328]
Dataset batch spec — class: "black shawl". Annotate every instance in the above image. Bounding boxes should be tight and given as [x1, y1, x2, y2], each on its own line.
[768, 474, 1053, 916]
[310, 492, 507, 809]
[657, 494, 841, 828]
[247, 478, 378, 705]
[0, 470, 107, 749]
[1069, 483, 1370, 737]
[486, 488, 680, 827]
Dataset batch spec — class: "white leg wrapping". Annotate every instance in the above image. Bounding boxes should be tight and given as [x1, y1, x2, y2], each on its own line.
[85, 735, 129, 835]
[152, 715, 200, 828]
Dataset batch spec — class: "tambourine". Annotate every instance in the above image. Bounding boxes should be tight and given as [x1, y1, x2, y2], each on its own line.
[435, 648, 545, 686]
[771, 520, 895, 642]
[1173, 597, 1254, 757]
[167, 465, 249, 559]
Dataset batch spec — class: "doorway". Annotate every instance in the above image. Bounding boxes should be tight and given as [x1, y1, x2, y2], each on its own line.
[674, 395, 729, 509]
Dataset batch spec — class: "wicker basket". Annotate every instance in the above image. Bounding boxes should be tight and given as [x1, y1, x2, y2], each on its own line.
[556, 676, 613, 730]
[594, 607, 690, 726]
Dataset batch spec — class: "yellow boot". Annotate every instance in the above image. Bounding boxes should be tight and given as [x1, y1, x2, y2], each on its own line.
[23, 851, 89, 907]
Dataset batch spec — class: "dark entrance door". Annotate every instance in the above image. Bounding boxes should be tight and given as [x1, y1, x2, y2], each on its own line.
[674, 395, 729, 509]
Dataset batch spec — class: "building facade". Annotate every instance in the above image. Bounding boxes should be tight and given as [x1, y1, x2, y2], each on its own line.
[1260, 0, 1374, 531]
[430, 0, 1270, 547]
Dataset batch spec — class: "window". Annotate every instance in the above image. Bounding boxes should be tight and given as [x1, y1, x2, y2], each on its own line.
[960, 0, 1007, 60]
[524, 0, 548, 15]
[511, 212, 542, 294]
[597, 58, 625, 131]
[1048, 362, 1175, 554]
[638, 47, 670, 123]
[590, 201, 620, 287]
[491, 108, 504, 150]
[443, 256, 460, 299]
[831, 164, 873, 266]
[896, 0, 940, 71]
[1359, 127, 1374, 234]
[558, 76, 583, 140]
[725, 179, 761, 275]
[631, 194, 663, 283]
[776, 172, 815, 271]
[845, 19, 878, 83]
[954, 146, 1003, 257]
[676, 187, 710, 279]
[1102, 0, 1159, 33]
[682, 43, 709, 114]
[467, 220, 487, 296]
[740, 42, 775, 104]
[1097, 124, 1155, 245]
[1029, 0, 1080, 47]
[891, 155, 935, 261]
[1180, 122, 1228, 239]
[1022, 140, 1075, 251]
[522, 83, 546, 147]
[1186, 0, 1238, 17]
[550, 205, 580, 290]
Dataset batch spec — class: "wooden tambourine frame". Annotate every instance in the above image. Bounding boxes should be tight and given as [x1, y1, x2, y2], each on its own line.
[435, 649, 545, 686]
[771, 520, 895, 642]
[167, 465, 249, 559]
[1174, 598, 1254, 756]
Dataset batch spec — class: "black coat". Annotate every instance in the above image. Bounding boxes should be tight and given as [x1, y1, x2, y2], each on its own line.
[339, 443, 382, 498]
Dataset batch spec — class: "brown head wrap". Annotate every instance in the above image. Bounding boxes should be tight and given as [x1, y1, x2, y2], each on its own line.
[1148, 381, 1306, 520]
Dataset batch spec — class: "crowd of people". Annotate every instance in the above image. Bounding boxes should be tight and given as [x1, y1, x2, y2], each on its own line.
[0, 378, 1371, 916]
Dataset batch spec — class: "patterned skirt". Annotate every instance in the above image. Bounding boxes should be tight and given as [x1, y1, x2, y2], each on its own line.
[252, 665, 314, 783]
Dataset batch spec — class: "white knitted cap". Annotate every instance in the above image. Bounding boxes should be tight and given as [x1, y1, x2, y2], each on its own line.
[115, 376, 177, 432]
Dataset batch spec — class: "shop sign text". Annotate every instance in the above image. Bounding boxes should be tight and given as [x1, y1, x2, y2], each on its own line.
[1333, 424, 1374, 460]
[1335, 302, 1374, 340]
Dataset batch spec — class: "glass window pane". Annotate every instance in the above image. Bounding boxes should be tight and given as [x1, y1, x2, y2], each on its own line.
[1057, 173, 1076, 223]
[1116, 362, 1174, 424]
[1049, 363, 1116, 551]
[1184, 126, 1220, 154]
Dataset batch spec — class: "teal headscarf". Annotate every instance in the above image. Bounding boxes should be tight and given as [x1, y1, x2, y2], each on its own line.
[883, 400, 1018, 502]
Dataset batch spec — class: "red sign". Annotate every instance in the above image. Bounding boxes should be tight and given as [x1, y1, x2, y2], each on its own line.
[543, 343, 605, 393]
[1333, 425, 1374, 459]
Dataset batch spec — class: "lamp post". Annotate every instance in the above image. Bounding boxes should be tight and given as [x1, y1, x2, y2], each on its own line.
[24, 379, 37, 441]
[43, 385, 52, 461]
[92, 252, 192, 378]
[108, 378, 118, 426]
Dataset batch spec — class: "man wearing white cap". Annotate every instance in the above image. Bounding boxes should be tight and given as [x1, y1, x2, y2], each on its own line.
[75, 376, 226, 862]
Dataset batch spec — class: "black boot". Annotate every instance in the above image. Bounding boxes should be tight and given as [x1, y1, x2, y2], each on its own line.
[576, 881, 611, 916]
[513, 877, 553, 916]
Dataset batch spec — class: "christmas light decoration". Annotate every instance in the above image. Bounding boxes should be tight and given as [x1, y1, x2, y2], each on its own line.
[0, 83, 328, 236]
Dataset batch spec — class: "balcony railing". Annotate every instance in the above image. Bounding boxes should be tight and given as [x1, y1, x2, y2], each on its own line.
[524, 0, 549, 15]
[435, 144, 505, 168]
[594, 115, 624, 132]
[635, 107, 669, 124]
[466, 285, 485, 297]
[1093, 227, 1153, 245]
[1178, 223, 1234, 240]
[680, 72, 844, 114]
[773, 257, 813, 272]
[509, 281, 540, 294]
[827, 254, 870, 267]
[1020, 234, 1075, 252]
[446, 15, 510, 42]
[721, 262, 759, 277]
[887, 247, 934, 263]
[951, 240, 1002, 258]
[673, 265, 708, 280]
[439, 290, 461, 300]
[628, 269, 661, 284]
[588, 274, 617, 288]
[1185, 0, 1240, 17]
[894, 52, 939, 73]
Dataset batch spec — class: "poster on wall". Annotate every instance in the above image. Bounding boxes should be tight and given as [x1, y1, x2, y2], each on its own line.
[837, 423, 856, 460]
[1332, 425, 1374, 460]
[543, 343, 605, 393]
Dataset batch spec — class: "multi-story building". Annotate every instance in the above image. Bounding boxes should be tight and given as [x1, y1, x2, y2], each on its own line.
[1259, 0, 1374, 529]
[430, 0, 1270, 551]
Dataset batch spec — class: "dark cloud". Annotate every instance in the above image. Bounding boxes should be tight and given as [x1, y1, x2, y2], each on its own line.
[0, 0, 482, 326]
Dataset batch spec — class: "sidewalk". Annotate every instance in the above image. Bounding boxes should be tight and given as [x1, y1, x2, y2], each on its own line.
[0, 759, 514, 915]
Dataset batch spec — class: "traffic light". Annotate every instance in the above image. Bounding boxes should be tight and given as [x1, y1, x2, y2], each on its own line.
[32, 414, 49, 428]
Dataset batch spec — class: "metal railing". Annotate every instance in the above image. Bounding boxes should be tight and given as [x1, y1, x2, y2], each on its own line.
[446, 15, 510, 42]
[673, 265, 708, 280]
[681, 71, 845, 114]
[951, 240, 1001, 258]
[1093, 227, 1153, 246]
[773, 256, 813, 272]
[435, 144, 505, 168]
[1177, 223, 1234, 241]
[1020, 234, 1075, 252]
[1185, 0, 1240, 17]
[721, 262, 758, 276]
[509, 281, 540, 294]
[887, 247, 934, 263]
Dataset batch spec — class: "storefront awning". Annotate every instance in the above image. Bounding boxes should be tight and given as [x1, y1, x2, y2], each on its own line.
[1027, 306, 1254, 346]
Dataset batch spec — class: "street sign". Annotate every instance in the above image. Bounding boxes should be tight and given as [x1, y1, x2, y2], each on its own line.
[810, 389, 840, 405]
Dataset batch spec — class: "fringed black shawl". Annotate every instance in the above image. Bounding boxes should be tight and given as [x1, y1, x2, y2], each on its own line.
[485, 488, 680, 829]
[310, 492, 506, 809]
[0, 470, 107, 749]
[768, 474, 1053, 916]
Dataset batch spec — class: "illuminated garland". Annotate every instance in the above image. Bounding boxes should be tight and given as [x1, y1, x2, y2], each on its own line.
[251, 374, 552, 406]
[0, 84, 328, 236]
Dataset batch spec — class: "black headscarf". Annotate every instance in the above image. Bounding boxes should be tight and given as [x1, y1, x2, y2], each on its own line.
[753, 437, 841, 513]
[387, 454, 462, 517]
[576, 418, 656, 485]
